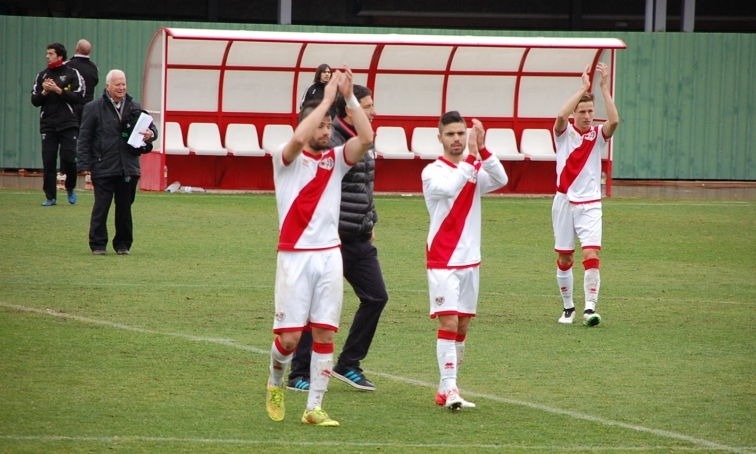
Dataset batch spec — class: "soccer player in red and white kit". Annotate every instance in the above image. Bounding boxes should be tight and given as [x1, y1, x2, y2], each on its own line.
[553, 62, 619, 326]
[265, 66, 373, 427]
[422, 112, 508, 410]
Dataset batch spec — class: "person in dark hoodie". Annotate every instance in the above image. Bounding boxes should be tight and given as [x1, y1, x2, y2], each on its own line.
[66, 39, 99, 122]
[287, 85, 389, 393]
[300, 63, 332, 107]
[300, 63, 337, 118]
[64, 39, 99, 192]
[77, 69, 157, 256]
[31, 42, 84, 206]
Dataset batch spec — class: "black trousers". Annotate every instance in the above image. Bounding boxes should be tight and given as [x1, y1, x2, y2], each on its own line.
[89, 175, 139, 252]
[41, 128, 78, 200]
[289, 239, 389, 379]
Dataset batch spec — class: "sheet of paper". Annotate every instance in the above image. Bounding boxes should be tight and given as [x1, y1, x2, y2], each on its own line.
[127, 112, 154, 148]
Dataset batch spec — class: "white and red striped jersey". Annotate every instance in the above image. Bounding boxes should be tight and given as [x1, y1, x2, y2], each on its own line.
[273, 145, 354, 251]
[553, 123, 609, 203]
[422, 151, 508, 269]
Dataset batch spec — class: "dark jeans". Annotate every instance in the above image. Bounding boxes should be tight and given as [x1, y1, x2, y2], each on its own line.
[89, 175, 139, 252]
[289, 239, 389, 379]
[41, 128, 78, 200]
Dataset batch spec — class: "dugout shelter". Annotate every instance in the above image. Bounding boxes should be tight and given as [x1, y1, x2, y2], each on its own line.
[140, 28, 625, 194]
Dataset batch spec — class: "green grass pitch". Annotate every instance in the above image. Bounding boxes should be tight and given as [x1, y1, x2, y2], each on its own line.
[1, 189, 754, 453]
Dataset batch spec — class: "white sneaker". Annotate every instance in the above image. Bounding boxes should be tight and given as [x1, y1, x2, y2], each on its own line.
[558, 308, 575, 324]
[444, 388, 464, 410]
[583, 310, 601, 327]
[436, 390, 476, 408]
[458, 396, 476, 408]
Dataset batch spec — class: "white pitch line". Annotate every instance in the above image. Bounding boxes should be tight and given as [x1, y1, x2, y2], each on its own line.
[369, 371, 754, 453]
[0, 435, 751, 451]
[1, 282, 751, 306]
[1, 302, 753, 454]
[0, 303, 268, 355]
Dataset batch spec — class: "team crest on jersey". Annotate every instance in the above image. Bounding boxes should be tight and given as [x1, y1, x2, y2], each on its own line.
[318, 156, 335, 171]
[275, 311, 285, 322]
[59, 75, 67, 83]
[584, 130, 597, 141]
[435, 295, 445, 306]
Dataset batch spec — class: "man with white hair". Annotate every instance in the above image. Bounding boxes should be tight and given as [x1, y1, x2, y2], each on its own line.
[77, 69, 157, 256]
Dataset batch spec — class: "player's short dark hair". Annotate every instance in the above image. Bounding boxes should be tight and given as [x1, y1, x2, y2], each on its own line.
[335, 85, 372, 119]
[47, 42, 67, 60]
[438, 111, 465, 132]
[313, 63, 332, 84]
[298, 99, 329, 125]
[577, 93, 596, 106]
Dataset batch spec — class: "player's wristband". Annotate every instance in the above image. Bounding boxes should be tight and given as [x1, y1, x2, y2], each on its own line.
[346, 95, 360, 110]
[479, 147, 492, 160]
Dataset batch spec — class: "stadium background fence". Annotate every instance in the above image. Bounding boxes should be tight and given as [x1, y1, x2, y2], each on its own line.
[1, 16, 754, 181]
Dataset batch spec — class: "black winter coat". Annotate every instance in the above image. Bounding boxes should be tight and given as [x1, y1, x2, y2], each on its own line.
[30, 64, 84, 133]
[300, 83, 325, 107]
[300, 83, 337, 117]
[77, 90, 158, 178]
[328, 116, 377, 243]
[66, 56, 99, 121]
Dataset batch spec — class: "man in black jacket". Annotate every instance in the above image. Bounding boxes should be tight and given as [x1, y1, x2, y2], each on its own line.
[31, 43, 84, 206]
[77, 69, 157, 256]
[287, 85, 389, 392]
[66, 39, 99, 122]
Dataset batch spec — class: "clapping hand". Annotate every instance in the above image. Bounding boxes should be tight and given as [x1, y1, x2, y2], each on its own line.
[596, 62, 610, 88]
[472, 119, 485, 151]
[42, 78, 59, 94]
[337, 65, 354, 99]
[467, 119, 486, 159]
[323, 69, 342, 104]
[582, 64, 592, 91]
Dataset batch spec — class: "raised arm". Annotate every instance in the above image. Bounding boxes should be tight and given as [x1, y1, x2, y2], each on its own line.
[282, 71, 341, 163]
[596, 62, 620, 139]
[340, 66, 373, 165]
[466, 120, 481, 160]
[471, 119, 508, 192]
[555, 64, 591, 135]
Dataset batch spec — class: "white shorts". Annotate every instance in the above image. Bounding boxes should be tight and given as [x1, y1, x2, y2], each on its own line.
[273, 248, 343, 333]
[552, 192, 602, 253]
[427, 267, 479, 319]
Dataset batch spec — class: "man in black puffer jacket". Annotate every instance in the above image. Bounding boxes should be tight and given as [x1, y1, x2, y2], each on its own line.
[287, 85, 389, 392]
[77, 69, 157, 256]
[31, 42, 85, 206]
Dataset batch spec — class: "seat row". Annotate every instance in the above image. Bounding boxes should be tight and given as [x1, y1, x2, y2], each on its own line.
[165, 122, 556, 161]
[165, 122, 292, 157]
[376, 126, 556, 161]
